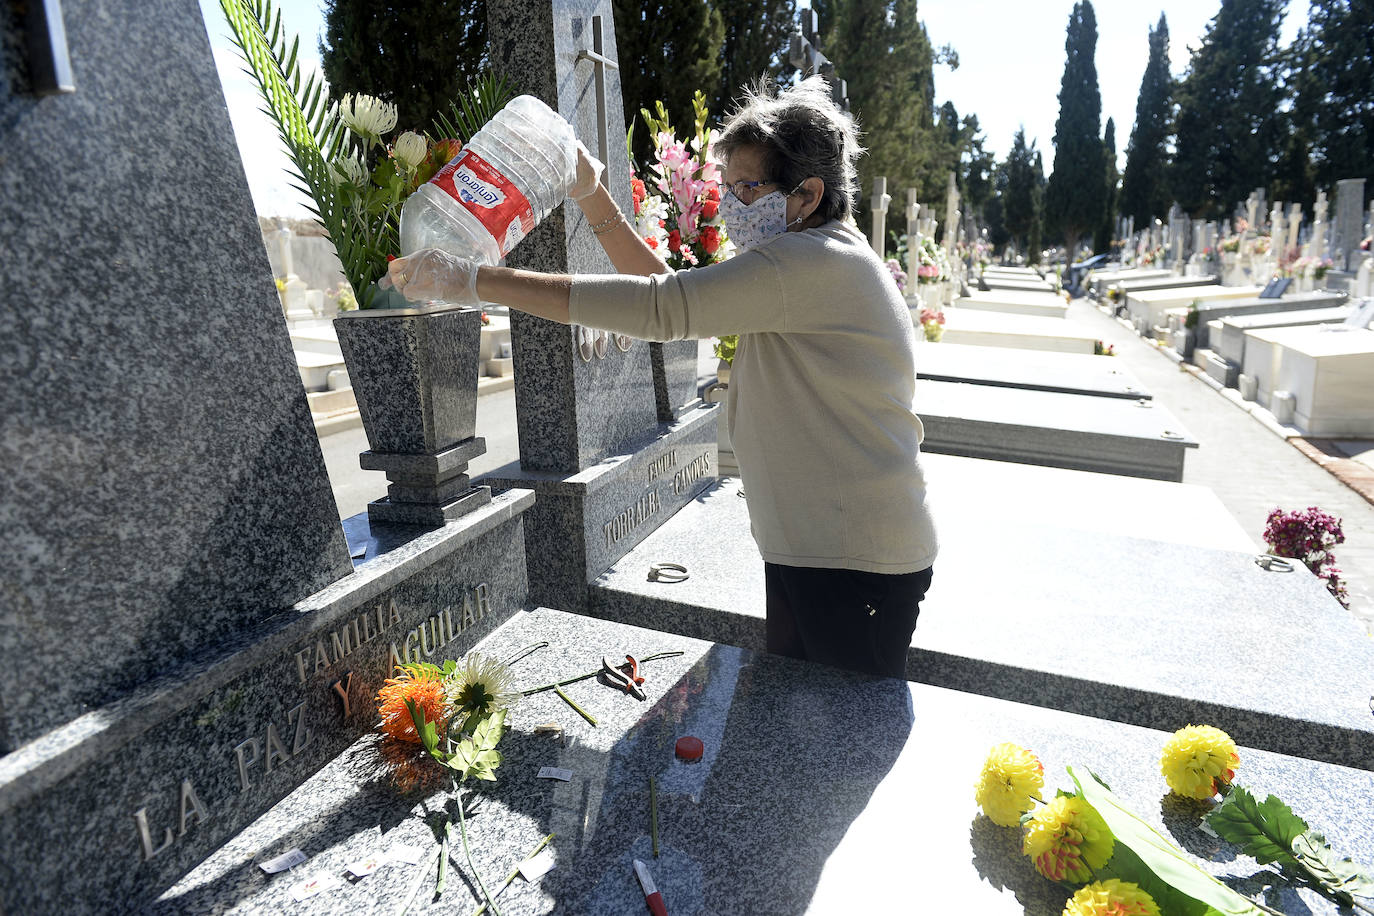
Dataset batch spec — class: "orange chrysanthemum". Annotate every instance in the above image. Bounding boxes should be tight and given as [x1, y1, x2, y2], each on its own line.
[376, 665, 450, 744]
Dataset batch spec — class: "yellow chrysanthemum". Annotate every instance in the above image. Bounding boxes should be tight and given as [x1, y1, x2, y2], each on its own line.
[1063, 879, 1161, 916]
[974, 743, 1045, 827]
[1023, 795, 1114, 882]
[1160, 724, 1239, 799]
[376, 664, 450, 744]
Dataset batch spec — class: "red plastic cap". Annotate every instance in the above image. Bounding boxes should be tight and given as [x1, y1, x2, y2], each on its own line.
[675, 736, 704, 761]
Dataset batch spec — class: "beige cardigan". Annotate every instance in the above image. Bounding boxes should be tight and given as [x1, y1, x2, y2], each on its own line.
[569, 220, 938, 574]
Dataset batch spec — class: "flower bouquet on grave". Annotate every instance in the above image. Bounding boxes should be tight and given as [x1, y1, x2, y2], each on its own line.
[918, 307, 945, 342]
[885, 258, 909, 294]
[1264, 506, 1349, 608]
[974, 725, 1374, 916]
[630, 92, 735, 364]
[914, 235, 950, 284]
[368, 654, 532, 914]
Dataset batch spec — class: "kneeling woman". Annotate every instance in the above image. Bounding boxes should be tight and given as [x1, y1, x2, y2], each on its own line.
[388, 77, 937, 678]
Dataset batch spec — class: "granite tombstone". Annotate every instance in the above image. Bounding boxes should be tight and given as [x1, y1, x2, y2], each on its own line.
[480, 0, 718, 611]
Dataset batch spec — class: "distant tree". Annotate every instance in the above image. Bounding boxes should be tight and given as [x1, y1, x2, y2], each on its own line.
[1029, 149, 1046, 264]
[1044, 0, 1104, 253]
[616, 0, 724, 167]
[1003, 128, 1040, 255]
[1288, 0, 1373, 198]
[984, 163, 1010, 251]
[1094, 118, 1118, 254]
[960, 115, 997, 223]
[715, 0, 797, 111]
[1119, 13, 1173, 226]
[1171, 0, 1285, 219]
[320, 0, 487, 133]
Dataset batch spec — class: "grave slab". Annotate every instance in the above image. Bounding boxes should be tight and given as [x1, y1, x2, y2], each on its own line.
[935, 308, 1097, 354]
[0, 491, 537, 913]
[156, 607, 1374, 915]
[589, 467, 1374, 770]
[917, 342, 1152, 399]
[1216, 304, 1356, 367]
[955, 290, 1070, 318]
[1165, 290, 1348, 348]
[1089, 268, 1171, 298]
[1127, 285, 1265, 335]
[915, 379, 1196, 480]
[1255, 326, 1374, 436]
[1114, 274, 1218, 297]
[981, 276, 1056, 293]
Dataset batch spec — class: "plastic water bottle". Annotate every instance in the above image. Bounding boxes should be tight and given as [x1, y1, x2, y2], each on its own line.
[399, 95, 576, 266]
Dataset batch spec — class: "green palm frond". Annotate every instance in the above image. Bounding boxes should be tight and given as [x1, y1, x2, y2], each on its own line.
[219, 0, 379, 303]
[432, 73, 517, 144]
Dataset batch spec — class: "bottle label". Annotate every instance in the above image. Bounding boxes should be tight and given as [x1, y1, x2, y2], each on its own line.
[431, 149, 536, 257]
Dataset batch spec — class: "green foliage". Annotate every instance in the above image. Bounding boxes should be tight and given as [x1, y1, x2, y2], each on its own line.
[1288, 0, 1374, 196]
[713, 335, 738, 364]
[1069, 767, 1265, 915]
[715, 0, 797, 111]
[320, 0, 488, 133]
[432, 73, 517, 146]
[615, 0, 723, 168]
[1171, 0, 1285, 219]
[1094, 117, 1118, 255]
[1002, 129, 1042, 256]
[1208, 784, 1374, 907]
[1119, 14, 1173, 227]
[447, 709, 507, 782]
[1044, 0, 1104, 252]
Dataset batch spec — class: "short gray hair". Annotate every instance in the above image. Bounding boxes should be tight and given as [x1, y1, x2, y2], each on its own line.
[713, 76, 865, 222]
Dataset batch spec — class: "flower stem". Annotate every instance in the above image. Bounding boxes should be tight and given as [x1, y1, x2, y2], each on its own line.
[554, 686, 597, 726]
[469, 833, 556, 916]
[459, 787, 502, 916]
[519, 651, 686, 696]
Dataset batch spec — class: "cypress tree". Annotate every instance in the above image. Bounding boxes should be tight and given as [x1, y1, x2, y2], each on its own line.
[1171, 0, 1284, 219]
[1094, 118, 1118, 255]
[715, 0, 797, 110]
[1119, 13, 1172, 226]
[1029, 150, 1046, 264]
[1003, 128, 1040, 255]
[320, 0, 488, 133]
[616, 0, 723, 166]
[1044, 1, 1104, 254]
[1291, 0, 1373, 194]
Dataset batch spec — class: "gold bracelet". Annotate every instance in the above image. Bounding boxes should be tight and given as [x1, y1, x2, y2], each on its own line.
[589, 211, 624, 235]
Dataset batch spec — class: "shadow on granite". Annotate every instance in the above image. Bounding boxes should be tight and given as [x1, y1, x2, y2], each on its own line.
[157, 608, 1374, 915]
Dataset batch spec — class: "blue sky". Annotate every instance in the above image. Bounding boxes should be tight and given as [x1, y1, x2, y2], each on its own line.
[197, 0, 1310, 218]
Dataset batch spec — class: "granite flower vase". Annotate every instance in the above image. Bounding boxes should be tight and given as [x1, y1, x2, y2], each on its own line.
[333, 303, 482, 455]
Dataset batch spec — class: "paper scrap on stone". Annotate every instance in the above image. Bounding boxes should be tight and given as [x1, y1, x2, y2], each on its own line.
[537, 766, 573, 781]
[258, 848, 308, 874]
[387, 844, 425, 865]
[518, 848, 557, 882]
[347, 855, 384, 878]
[290, 873, 343, 901]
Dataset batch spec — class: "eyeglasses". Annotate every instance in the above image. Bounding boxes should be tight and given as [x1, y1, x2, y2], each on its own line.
[726, 179, 778, 203]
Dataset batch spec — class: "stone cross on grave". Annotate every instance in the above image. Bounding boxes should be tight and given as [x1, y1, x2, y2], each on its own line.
[1271, 201, 1286, 262]
[483, 0, 718, 611]
[905, 188, 921, 292]
[871, 176, 890, 257]
[943, 172, 960, 257]
[1287, 204, 1302, 256]
[1309, 190, 1329, 258]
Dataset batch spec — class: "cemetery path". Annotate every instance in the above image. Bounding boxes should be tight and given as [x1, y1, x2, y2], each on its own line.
[1068, 297, 1374, 634]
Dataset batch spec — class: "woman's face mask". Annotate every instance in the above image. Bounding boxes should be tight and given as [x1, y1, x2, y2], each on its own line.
[719, 183, 806, 251]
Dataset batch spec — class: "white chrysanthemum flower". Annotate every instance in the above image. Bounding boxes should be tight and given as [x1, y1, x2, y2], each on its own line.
[391, 131, 427, 173]
[338, 93, 398, 144]
[329, 152, 368, 188]
[446, 652, 520, 721]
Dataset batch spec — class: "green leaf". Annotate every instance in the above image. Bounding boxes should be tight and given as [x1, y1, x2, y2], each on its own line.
[1292, 831, 1374, 903]
[1097, 840, 1220, 916]
[403, 698, 441, 760]
[1206, 785, 1307, 869]
[1069, 767, 1264, 916]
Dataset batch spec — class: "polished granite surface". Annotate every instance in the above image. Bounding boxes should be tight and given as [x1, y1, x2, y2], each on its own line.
[158, 608, 1374, 915]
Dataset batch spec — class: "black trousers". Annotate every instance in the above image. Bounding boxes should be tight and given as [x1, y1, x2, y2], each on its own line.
[764, 563, 933, 679]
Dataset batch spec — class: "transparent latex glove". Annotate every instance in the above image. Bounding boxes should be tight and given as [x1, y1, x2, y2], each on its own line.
[386, 248, 480, 305]
[569, 141, 606, 200]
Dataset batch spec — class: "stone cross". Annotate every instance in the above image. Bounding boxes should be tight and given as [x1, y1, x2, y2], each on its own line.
[1270, 201, 1285, 262]
[1309, 190, 1329, 258]
[870, 176, 890, 258]
[943, 172, 960, 256]
[1333, 178, 1366, 270]
[905, 188, 920, 288]
[1286, 203, 1302, 256]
